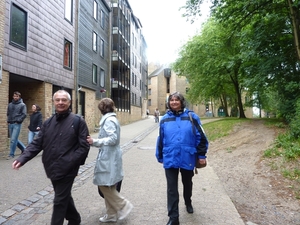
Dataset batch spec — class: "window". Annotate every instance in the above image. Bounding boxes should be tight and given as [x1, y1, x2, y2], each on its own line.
[100, 68, 105, 87]
[132, 53, 134, 66]
[92, 64, 98, 84]
[132, 72, 134, 85]
[64, 0, 73, 23]
[100, 39, 104, 57]
[10, 4, 27, 50]
[93, 32, 97, 52]
[64, 39, 72, 69]
[100, 10, 105, 28]
[93, 1, 98, 20]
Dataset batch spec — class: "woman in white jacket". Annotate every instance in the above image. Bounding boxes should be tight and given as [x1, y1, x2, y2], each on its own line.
[87, 98, 133, 223]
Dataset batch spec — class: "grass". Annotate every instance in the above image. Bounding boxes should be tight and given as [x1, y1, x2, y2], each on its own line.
[262, 119, 300, 198]
[202, 117, 300, 199]
[202, 118, 248, 141]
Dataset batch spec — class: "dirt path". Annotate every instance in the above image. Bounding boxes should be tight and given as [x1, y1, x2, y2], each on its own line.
[208, 119, 300, 225]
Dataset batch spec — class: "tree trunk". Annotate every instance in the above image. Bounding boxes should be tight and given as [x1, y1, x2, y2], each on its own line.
[230, 71, 247, 118]
[287, 0, 300, 60]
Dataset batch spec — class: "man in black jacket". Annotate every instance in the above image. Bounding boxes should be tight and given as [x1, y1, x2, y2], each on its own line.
[12, 90, 90, 225]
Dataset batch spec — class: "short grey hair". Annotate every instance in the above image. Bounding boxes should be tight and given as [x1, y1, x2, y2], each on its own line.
[53, 90, 71, 101]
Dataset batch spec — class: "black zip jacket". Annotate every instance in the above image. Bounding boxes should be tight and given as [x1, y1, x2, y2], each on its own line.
[16, 112, 90, 181]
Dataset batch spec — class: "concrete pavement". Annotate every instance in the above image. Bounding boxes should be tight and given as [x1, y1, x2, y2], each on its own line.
[0, 116, 245, 225]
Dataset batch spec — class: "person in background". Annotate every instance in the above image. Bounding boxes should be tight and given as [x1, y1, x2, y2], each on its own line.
[28, 104, 43, 144]
[7, 91, 27, 160]
[12, 90, 90, 225]
[154, 108, 160, 123]
[87, 98, 133, 223]
[156, 92, 209, 225]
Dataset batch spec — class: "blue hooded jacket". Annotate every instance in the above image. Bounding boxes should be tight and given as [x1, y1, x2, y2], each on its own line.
[156, 108, 208, 170]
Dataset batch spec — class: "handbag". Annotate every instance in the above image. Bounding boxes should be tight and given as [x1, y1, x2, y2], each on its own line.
[188, 112, 207, 173]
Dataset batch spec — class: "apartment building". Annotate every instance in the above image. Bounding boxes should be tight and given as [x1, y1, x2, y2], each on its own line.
[110, 0, 148, 124]
[148, 63, 207, 117]
[77, 0, 111, 131]
[148, 63, 254, 118]
[0, 0, 148, 154]
[1, 0, 77, 154]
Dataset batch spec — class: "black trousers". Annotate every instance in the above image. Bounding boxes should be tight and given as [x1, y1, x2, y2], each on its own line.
[51, 177, 81, 225]
[165, 168, 194, 220]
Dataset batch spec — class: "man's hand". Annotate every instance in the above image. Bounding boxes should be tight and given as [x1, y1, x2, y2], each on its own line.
[12, 160, 22, 170]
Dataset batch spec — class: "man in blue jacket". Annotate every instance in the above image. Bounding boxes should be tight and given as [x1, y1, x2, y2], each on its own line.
[156, 92, 208, 225]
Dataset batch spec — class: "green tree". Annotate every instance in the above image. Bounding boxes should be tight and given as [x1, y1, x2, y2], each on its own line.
[172, 19, 247, 118]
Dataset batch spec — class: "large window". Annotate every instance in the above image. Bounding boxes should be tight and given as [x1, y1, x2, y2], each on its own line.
[10, 4, 27, 50]
[93, 32, 97, 52]
[64, 39, 72, 69]
[100, 69, 105, 87]
[92, 64, 98, 84]
[64, 0, 73, 23]
[93, 1, 98, 20]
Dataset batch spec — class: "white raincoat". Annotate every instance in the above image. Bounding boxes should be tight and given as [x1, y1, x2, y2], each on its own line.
[92, 112, 123, 186]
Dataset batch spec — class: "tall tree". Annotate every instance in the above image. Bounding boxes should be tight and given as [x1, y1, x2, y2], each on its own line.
[172, 19, 247, 118]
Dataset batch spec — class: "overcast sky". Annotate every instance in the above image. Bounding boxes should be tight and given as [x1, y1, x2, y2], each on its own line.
[128, 0, 211, 64]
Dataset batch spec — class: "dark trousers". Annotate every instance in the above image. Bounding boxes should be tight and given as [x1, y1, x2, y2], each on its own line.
[165, 168, 194, 220]
[51, 177, 81, 225]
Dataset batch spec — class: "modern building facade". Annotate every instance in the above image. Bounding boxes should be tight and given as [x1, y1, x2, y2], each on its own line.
[1, 0, 77, 154]
[76, 0, 111, 130]
[0, 0, 148, 155]
[110, 0, 148, 124]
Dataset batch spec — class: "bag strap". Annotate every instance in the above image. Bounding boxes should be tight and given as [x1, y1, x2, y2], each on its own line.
[188, 112, 199, 174]
[188, 112, 196, 135]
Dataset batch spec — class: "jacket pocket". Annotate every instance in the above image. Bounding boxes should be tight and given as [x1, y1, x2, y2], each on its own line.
[94, 151, 110, 173]
[181, 147, 197, 169]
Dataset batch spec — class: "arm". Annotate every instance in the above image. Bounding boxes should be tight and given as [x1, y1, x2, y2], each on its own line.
[37, 112, 43, 130]
[19, 103, 27, 122]
[73, 117, 90, 165]
[88, 118, 119, 147]
[155, 122, 164, 163]
[192, 113, 209, 159]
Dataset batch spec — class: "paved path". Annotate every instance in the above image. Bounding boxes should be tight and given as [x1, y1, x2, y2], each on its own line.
[0, 116, 245, 225]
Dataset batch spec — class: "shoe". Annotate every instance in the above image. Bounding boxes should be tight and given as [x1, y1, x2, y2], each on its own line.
[166, 218, 180, 225]
[186, 204, 194, 213]
[118, 200, 133, 220]
[99, 214, 117, 223]
[6, 155, 14, 160]
[67, 218, 81, 225]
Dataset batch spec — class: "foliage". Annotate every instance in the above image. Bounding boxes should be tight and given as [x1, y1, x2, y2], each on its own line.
[172, 19, 247, 118]
[178, 0, 300, 123]
[288, 99, 300, 138]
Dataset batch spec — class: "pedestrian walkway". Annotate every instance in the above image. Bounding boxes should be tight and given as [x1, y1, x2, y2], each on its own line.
[0, 116, 245, 225]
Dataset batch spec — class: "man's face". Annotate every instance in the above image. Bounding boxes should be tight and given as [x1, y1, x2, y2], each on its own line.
[53, 92, 71, 113]
[13, 94, 20, 102]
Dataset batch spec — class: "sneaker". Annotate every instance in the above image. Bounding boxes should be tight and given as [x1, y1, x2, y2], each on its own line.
[6, 155, 14, 160]
[99, 214, 117, 223]
[118, 200, 133, 220]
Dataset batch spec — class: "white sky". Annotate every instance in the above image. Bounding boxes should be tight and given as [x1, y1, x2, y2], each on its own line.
[128, 0, 211, 64]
